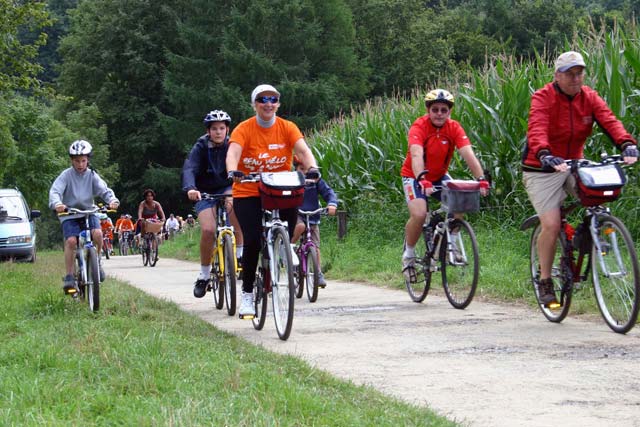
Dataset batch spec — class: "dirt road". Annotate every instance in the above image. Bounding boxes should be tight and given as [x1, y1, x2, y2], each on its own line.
[107, 255, 640, 427]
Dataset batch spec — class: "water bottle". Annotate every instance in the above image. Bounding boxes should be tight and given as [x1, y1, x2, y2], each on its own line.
[79, 229, 89, 245]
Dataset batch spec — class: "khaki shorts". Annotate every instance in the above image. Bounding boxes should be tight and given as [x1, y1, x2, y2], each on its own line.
[523, 171, 577, 215]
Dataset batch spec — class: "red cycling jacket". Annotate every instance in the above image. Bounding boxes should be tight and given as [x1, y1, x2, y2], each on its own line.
[522, 82, 635, 172]
[400, 116, 471, 181]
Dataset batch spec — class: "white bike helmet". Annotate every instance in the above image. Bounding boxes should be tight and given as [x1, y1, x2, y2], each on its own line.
[69, 140, 93, 157]
[203, 110, 231, 127]
[424, 89, 455, 108]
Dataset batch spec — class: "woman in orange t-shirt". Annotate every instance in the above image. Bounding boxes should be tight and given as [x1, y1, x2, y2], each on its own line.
[226, 84, 319, 318]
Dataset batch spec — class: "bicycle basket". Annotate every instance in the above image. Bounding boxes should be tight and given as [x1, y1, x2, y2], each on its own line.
[574, 163, 626, 207]
[441, 180, 480, 213]
[259, 171, 305, 210]
[142, 219, 164, 234]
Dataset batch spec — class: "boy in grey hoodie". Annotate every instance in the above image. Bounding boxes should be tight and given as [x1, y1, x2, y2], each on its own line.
[49, 140, 119, 293]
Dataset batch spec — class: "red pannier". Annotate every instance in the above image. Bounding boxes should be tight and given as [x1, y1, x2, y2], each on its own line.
[259, 171, 306, 210]
[574, 163, 626, 207]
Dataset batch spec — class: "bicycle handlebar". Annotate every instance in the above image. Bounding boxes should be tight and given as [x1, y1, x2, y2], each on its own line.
[58, 206, 116, 217]
[298, 207, 327, 216]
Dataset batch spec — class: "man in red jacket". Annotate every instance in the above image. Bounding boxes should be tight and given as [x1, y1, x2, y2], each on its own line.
[523, 50, 638, 307]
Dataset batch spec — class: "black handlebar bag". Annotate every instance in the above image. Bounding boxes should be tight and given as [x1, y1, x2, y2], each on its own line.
[259, 171, 305, 210]
[574, 163, 626, 207]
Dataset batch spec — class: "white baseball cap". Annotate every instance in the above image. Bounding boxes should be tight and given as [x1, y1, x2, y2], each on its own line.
[251, 84, 280, 104]
[555, 51, 586, 72]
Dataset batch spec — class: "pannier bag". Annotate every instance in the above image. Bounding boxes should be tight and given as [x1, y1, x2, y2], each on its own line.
[142, 219, 164, 234]
[441, 180, 480, 213]
[259, 171, 305, 210]
[575, 163, 626, 207]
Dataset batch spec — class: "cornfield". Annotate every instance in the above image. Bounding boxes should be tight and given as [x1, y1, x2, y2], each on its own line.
[309, 22, 640, 232]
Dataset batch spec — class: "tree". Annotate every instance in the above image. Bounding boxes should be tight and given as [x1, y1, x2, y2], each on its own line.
[0, 0, 52, 94]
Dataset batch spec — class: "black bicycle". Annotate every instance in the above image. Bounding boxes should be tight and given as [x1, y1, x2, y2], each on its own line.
[521, 155, 639, 333]
[404, 180, 480, 309]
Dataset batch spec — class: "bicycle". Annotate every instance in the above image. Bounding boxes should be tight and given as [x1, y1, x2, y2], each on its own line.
[141, 219, 162, 267]
[201, 193, 238, 316]
[59, 206, 115, 311]
[295, 207, 327, 302]
[404, 180, 480, 309]
[118, 230, 133, 256]
[521, 154, 640, 334]
[239, 172, 303, 341]
[102, 233, 113, 259]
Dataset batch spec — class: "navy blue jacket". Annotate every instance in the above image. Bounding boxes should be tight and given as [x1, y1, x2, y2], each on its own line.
[300, 178, 338, 224]
[182, 135, 231, 194]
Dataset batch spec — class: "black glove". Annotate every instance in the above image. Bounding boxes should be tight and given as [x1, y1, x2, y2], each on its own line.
[305, 167, 321, 180]
[540, 155, 565, 170]
[622, 144, 638, 158]
[227, 170, 244, 180]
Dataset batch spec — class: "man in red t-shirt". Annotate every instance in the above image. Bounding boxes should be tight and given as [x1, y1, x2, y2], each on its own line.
[400, 89, 488, 283]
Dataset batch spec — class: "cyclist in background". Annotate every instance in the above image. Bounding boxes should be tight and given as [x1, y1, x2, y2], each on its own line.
[137, 188, 166, 253]
[115, 213, 135, 248]
[522, 50, 637, 307]
[166, 213, 180, 239]
[182, 109, 244, 298]
[401, 89, 489, 284]
[226, 84, 320, 317]
[290, 156, 338, 287]
[49, 140, 119, 293]
[99, 213, 114, 255]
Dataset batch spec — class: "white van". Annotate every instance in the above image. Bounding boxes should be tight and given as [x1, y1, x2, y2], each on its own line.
[0, 188, 41, 262]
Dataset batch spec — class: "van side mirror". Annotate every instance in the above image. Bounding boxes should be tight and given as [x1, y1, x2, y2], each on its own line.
[31, 209, 41, 219]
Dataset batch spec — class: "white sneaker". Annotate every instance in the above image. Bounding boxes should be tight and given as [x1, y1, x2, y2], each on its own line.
[290, 243, 299, 267]
[239, 291, 255, 317]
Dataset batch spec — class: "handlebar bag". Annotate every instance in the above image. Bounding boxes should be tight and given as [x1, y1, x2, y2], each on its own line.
[575, 163, 626, 206]
[442, 180, 480, 213]
[259, 171, 305, 210]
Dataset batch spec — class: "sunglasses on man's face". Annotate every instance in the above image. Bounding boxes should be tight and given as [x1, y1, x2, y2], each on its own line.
[430, 107, 450, 114]
[255, 96, 279, 104]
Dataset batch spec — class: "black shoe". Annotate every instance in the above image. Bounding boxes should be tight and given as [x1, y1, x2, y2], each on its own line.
[538, 278, 558, 306]
[193, 278, 209, 298]
[62, 274, 76, 294]
[99, 265, 106, 283]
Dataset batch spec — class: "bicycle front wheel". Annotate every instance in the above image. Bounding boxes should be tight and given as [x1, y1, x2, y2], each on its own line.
[86, 247, 100, 312]
[305, 246, 320, 303]
[591, 214, 640, 334]
[222, 234, 237, 316]
[404, 230, 432, 303]
[104, 240, 110, 259]
[271, 226, 295, 340]
[441, 219, 479, 309]
[149, 238, 158, 267]
[142, 240, 149, 266]
[530, 224, 572, 322]
[211, 247, 224, 310]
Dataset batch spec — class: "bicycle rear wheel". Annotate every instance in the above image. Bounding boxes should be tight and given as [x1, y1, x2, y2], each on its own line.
[591, 214, 640, 334]
[305, 246, 320, 302]
[211, 247, 224, 310]
[441, 219, 479, 309]
[86, 247, 100, 312]
[271, 226, 295, 340]
[530, 224, 572, 322]
[295, 246, 304, 299]
[404, 228, 432, 303]
[104, 239, 110, 259]
[74, 251, 84, 299]
[252, 268, 268, 330]
[222, 234, 237, 316]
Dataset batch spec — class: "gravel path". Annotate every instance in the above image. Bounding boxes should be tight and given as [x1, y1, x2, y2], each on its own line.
[107, 255, 640, 427]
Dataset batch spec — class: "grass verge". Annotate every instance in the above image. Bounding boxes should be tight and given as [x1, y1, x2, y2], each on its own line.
[0, 252, 456, 426]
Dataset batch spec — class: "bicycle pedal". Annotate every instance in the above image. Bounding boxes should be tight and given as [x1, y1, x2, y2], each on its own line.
[547, 301, 562, 310]
[64, 288, 78, 295]
[239, 314, 255, 320]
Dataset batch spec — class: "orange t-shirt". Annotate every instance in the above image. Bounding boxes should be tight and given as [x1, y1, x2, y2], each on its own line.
[100, 219, 114, 239]
[229, 116, 303, 198]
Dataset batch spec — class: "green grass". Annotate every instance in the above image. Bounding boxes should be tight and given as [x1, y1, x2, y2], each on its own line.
[0, 252, 456, 427]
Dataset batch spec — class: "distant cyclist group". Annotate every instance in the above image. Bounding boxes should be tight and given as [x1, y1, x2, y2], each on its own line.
[48, 51, 639, 334]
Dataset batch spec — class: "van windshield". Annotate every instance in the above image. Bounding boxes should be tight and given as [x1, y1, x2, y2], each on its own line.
[0, 196, 27, 221]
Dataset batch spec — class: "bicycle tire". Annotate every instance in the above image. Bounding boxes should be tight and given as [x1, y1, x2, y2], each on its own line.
[211, 247, 224, 310]
[529, 224, 572, 322]
[149, 238, 158, 267]
[404, 229, 432, 303]
[223, 234, 237, 316]
[271, 226, 295, 340]
[142, 239, 149, 266]
[86, 247, 100, 312]
[441, 219, 479, 309]
[295, 246, 304, 299]
[74, 251, 85, 299]
[591, 214, 640, 334]
[306, 246, 320, 303]
[104, 239, 110, 260]
[252, 268, 268, 330]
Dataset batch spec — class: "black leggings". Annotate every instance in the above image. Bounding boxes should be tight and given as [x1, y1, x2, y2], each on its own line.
[233, 197, 297, 293]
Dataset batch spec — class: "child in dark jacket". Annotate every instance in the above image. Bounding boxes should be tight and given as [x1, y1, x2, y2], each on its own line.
[291, 159, 338, 286]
